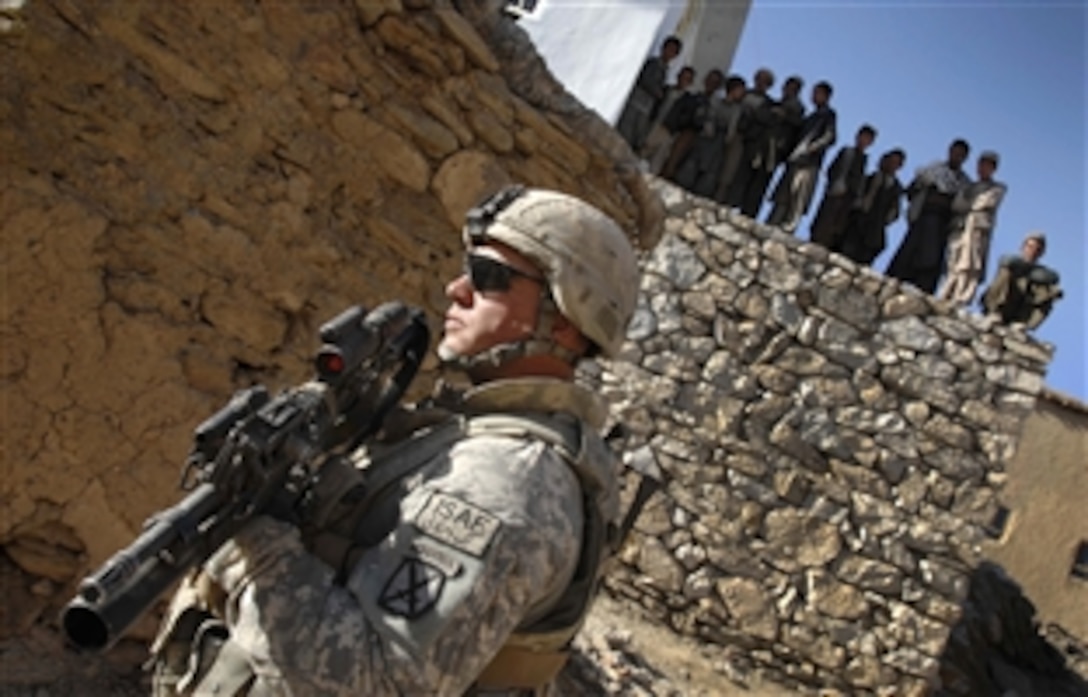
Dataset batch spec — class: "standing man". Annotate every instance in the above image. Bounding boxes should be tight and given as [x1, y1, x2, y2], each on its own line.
[149, 187, 641, 696]
[766, 75, 806, 197]
[937, 150, 1007, 305]
[765, 80, 838, 234]
[725, 67, 778, 217]
[809, 124, 877, 249]
[617, 36, 682, 152]
[836, 148, 906, 266]
[661, 68, 723, 182]
[674, 69, 736, 198]
[981, 231, 1063, 330]
[713, 74, 752, 204]
[886, 138, 972, 294]
[640, 65, 697, 174]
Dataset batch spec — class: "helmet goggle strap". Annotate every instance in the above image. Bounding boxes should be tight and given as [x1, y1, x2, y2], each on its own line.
[464, 184, 527, 247]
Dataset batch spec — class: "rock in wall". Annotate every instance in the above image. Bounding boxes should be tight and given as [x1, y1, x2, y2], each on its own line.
[588, 180, 1057, 695]
[0, 0, 661, 643]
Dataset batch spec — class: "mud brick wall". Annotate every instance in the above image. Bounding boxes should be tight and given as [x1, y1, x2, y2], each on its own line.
[0, 0, 661, 644]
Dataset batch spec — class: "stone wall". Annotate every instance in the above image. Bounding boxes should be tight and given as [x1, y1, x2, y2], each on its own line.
[0, 0, 661, 645]
[590, 180, 1055, 695]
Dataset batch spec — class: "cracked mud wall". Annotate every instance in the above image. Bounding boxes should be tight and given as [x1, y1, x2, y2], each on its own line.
[0, 0, 662, 641]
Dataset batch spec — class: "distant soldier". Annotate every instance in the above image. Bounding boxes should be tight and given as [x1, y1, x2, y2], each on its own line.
[149, 187, 640, 696]
[938, 150, 1007, 306]
[981, 231, 1063, 330]
[617, 36, 682, 151]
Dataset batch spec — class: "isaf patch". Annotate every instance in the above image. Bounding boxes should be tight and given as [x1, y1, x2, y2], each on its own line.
[378, 558, 446, 619]
[414, 492, 501, 557]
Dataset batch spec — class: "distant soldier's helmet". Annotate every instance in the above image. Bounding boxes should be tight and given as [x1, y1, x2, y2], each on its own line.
[462, 185, 640, 358]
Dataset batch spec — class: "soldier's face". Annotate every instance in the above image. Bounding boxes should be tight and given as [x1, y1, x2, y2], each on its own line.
[1022, 238, 1044, 262]
[440, 242, 544, 360]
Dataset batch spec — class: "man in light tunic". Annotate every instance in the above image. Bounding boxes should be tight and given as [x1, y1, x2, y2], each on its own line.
[937, 150, 1007, 306]
[149, 186, 641, 696]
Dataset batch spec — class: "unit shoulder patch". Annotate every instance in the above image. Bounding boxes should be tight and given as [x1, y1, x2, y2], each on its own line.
[414, 491, 502, 557]
[378, 557, 446, 619]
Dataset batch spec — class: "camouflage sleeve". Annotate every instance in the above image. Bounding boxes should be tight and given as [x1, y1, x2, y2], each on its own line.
[203, 434, 583, 695]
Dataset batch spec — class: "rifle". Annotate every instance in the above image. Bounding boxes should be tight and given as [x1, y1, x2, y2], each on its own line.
[61, 301, 430, 653]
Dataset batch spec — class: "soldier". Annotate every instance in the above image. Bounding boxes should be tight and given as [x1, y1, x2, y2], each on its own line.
[149, 186, 641, 696]
[981, 231, 1063, 330]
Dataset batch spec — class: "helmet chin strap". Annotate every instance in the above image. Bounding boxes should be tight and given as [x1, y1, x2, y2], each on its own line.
[438, 293, 581, 377]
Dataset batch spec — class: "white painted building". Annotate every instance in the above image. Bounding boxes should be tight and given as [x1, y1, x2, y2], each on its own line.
[514, 0, 752, 123]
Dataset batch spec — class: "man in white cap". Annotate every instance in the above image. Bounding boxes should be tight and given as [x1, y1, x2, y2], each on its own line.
[938, 150, 1007, 305]
[149, 186, 642, 696]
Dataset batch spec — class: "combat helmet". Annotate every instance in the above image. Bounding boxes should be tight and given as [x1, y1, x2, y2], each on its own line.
[452, 185, 640, 366]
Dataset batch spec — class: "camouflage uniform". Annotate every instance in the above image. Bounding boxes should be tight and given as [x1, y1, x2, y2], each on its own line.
[151, 185, 640, 696]
[151, 376, 619, 696]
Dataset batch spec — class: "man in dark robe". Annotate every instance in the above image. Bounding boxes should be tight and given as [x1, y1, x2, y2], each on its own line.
[723, 67, 777, 217]
[809, 124, 876, 249]
[617, 36, 681, 151]
[766, 81, 837, 234]
[981, 232, 1063, 330]
[886, 138, 972, 294]
[836, 148, 906, 265]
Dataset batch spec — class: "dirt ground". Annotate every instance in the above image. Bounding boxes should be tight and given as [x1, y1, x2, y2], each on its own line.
[560, 593, 794, 697]
[0, 591, 791, 697]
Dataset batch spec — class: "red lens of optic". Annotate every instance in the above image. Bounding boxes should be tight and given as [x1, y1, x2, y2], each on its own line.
[320, 353, 345, 375]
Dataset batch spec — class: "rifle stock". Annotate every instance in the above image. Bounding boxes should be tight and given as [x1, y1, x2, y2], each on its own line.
[61, 302, 430, 652]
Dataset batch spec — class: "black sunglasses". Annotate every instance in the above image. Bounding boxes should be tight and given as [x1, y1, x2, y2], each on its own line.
[464, 254, 543, 293]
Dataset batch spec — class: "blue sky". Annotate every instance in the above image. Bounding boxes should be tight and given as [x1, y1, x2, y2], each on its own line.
[727, 0, 1086, 399]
